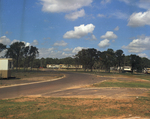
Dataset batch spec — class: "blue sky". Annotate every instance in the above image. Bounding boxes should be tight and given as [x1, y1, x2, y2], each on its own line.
[0, 0, 150, 58]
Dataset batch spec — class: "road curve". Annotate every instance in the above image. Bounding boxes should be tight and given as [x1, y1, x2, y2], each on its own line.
[0, 72, 112, 99]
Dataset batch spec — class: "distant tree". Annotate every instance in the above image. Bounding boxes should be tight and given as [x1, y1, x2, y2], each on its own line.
[32, 59, 40, 68]
[61, 57, 75, 65]
[40, 58, 46, 67]
[130, 54, 142, 73]
[28, 46, 39, 70]
[75, 48, 100, 72]
[100, 49, 115, 72]
[124, 55, 131, 66]
[0, 43, 6, 58]
[115, 49, 124, 73]
[0, 43, 6, 53]
[23, 46, 30, 70]
[5, 42, 25, 69]
[141, 57, 150, 69]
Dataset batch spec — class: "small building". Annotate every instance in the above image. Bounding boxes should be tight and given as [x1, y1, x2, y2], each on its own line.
[0, 58, 13, 78]
[46, 64, 60, 69]
[143, 68, 150, 74]
[47, 64, 83, 69]
[123, 66, 132, 72]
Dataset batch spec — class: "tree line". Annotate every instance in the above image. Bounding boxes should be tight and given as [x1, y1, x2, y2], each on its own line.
[0, 42, 39, 70]
[75, 48, 150, 73]
[1, 42, 150, 73]
[29, 48, 150, 73]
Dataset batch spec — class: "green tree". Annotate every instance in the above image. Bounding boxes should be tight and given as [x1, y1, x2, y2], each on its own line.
[130, 54, 142, 73]
[32, 59, 40, 68]
[141, 57, 150, 69]
[28, 46, 39, 70]
[5, 42, 25, 69]
[75, 48, 100, 72]
[0, 43, 6, 53]
[23, 46, 30, 70]
[124, 55, 131, 66]
[0, 43, 6, 58]
[115, 49, 124, 73]
[100, 49, 115, 72]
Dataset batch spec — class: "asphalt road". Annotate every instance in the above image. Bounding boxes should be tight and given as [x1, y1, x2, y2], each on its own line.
[0, 72, 112, 99]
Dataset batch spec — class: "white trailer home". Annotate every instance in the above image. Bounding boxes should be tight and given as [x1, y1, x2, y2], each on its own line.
[123, 66, 132, 72]
[0, 58, 13, 78]
[143, 68, 150, 74]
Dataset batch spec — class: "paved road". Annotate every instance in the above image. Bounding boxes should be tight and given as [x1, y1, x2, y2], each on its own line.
[0, 72, 112, 99]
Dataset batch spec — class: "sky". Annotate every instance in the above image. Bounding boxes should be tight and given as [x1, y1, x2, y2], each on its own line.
[0, 0, 150, 59]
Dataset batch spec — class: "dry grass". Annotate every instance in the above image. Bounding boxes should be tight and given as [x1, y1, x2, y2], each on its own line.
[0, 95, 150, 119]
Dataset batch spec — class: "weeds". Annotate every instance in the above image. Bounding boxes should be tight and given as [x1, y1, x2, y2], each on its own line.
[0, 96, 150, 119]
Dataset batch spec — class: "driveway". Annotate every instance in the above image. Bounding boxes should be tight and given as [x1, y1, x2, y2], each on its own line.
[0, 71, 149, 99]
[0, 72, 111, 99]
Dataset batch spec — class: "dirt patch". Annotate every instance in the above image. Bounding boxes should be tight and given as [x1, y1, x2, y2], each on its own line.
[103, 116, 149, 119]
[13, 97, 37, 102]
[0, 71, 64, 86]
[5, 96, 150, 119]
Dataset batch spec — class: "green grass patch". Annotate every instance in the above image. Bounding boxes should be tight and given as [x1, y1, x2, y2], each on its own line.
[92, 81, 150, 88]
[10, 69, 63, 79]
[0, 96, 150, 119]
[72, 70, 150, 81]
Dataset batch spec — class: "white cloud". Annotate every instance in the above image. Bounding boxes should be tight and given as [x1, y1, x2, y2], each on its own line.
[101, 0, 111, 4]
[98, 39, 110, 48]
[112, 39, 115, 42]
[100, 31, 117, 39]
[25, 42, 30, 47]
[11, 39, 20, 45]
[5, 31, 12, 35]
[63, 48, 73, 52]
[138, 53, 148, 58]
[119, 0, 130, 4]
[62, 52, 73, 57]
[53, 40, 68, 46]
[0, 36, 11, 45]
[63, 24, 95, 39]
[119, 0, 150, 10]
[11, 40, 31, 47]
[31, 40, 38, 46]
[65, 9, 85, 21]
[85, 34, 97, 41]
[97, 14, 105, 17]
[91, 34, 97, 40]
[114, 26, 119, 31]
[137, 0, 150, 10]
[41, 0, 92, 13]
[0, 49, 7, 57]
[128, 11, 150, 27]
[111, 11, 128, 19]
[39, 47, 73, 58]
[122, 36, 150, 53]
[72, 46, 85, 54]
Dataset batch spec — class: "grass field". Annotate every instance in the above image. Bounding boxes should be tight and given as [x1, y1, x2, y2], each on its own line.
[75, 70, 150, 81]
[11, 69, 63, 79]
[1, 69, 150, 118]
[0, 95, 150, 119]
[92, 80, 150, 88]
[9, 68, 150, 81]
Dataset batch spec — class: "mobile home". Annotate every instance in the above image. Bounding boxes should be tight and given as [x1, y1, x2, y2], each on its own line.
[0, 58, 13, 78]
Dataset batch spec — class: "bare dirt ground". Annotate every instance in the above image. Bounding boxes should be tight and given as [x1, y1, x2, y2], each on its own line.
[0, 71, 64, 86]
[1, 72, 150, 119]
[12, 96, 150, 119]
[1, 72, 150, 100]
[42, 74, 150, 100]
